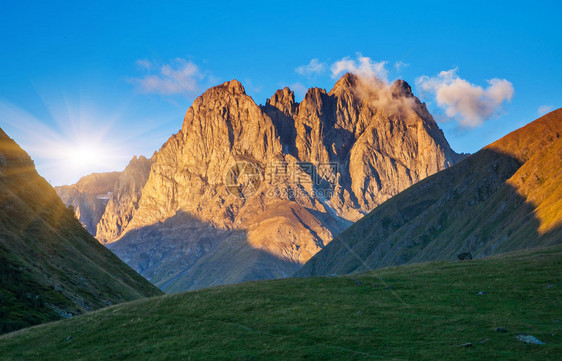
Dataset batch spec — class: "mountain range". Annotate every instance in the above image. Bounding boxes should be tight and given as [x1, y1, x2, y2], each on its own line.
[57, 73, 463, 292]
[2, 74, 560, 353]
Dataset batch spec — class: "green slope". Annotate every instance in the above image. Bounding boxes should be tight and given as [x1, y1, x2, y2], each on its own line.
[0, 245, 560, 360]
[296, 109, 562, 277]
[0, 128, 162, 334]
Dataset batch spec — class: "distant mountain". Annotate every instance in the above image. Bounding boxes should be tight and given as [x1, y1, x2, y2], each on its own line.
[79, 74, 462, 292]
[96, 155, 154, 243]
[297, 109, 562, 277]
[55, 171, 120, 235]
[0, 128, 162, 334]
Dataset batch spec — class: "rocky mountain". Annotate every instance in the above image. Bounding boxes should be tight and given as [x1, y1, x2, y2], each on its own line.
[0, 128, 162, 334]
[297, 109, 562, 277]
[55, 171, 120, 235]
[65, 74, 462, 292]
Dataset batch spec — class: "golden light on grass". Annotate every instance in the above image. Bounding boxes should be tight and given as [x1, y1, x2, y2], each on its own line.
[488, 109, 562, 235]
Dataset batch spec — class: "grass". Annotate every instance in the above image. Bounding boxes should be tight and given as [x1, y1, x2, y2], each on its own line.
[0, 244, 74, 333]
[1, 245, 560, 360]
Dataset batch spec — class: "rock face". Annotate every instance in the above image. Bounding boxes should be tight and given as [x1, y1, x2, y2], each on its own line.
[55, 172, 120, 235]
[0, 128, 162, 334]
[91, 74, 461, 292]
[96, 156, 153, 244]
[296, 109, 562, 277]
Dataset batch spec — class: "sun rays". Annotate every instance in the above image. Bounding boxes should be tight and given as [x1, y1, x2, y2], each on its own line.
[0, 91, 178, 186]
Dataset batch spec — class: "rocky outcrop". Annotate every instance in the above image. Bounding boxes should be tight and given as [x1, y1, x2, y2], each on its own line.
[96, 74, 461, 292]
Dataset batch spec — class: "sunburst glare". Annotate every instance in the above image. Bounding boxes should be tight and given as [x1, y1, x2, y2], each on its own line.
[0, 91, 180, 186]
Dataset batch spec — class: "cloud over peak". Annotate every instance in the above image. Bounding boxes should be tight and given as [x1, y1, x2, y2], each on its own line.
[295, 55, 391, 84]
[416, 68, 514, 127]
[294, 54, 421, 116]
[331, 55, 388, 83]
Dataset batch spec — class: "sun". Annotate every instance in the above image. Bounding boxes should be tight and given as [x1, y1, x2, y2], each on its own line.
[0, 91, 147, 185]
[53, 138, 115, 183]
[67, 143, 100, 169]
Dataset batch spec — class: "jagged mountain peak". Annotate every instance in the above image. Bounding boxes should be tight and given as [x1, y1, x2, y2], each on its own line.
[184, 79, 250, 125]
[131, 154, 149, 161]
[330, 72, 360, 93]
[391, 79, 414, 98]
[329, 74, 418, 110]
[303, 86, 329, 104]
[266, 87, 297, 112]
[215, 79, 246, 95]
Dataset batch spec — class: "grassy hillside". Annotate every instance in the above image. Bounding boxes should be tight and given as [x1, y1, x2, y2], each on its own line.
[297, 109, 562, 277]
[0, 128, 162, 334]
[0, 245, 560, 360]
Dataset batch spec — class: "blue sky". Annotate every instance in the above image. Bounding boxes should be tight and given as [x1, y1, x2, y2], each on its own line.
[0, 1, 560, 185]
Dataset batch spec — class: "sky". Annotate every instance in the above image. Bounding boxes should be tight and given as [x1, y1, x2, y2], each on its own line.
[0, 1, 560, 185]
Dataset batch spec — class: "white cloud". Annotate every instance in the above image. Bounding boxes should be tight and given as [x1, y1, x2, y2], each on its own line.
[129, 58, 203, 95]
[135, 59, 153, 70]
[295, 59, 326, 76]
[331, 54, 388, 83]
[416, 68, 514, 127]
[537, 105, 553, 116]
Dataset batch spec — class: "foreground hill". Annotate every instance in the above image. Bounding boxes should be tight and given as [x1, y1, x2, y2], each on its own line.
[297, 109, 562, 277]
[0, 128, 162, 333]
[1, 245, 560, 360]
[89, 74, 462, 292]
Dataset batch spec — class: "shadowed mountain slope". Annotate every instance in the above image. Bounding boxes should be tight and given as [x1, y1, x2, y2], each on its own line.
[0, 128, 162, 334]
[297, 109, 562, 277]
